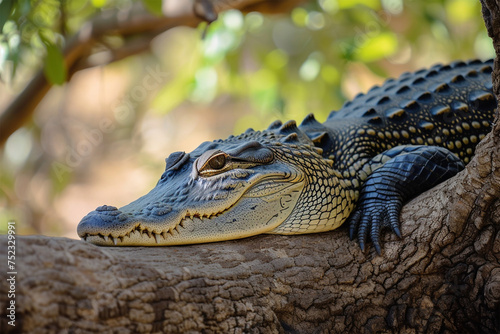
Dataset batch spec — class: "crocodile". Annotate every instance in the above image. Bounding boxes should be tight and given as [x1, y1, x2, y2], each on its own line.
[77, 59, 496, 253]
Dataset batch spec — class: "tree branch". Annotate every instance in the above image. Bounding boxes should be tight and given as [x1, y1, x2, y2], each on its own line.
[0, 0, 304, 147]
[0, 187, 499, 333]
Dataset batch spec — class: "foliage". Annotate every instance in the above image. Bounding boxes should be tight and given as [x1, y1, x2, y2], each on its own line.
[0, 0, 88, 83]
[152, 0, 493, 132]
[0, 0, 162, 84]
[0, 0, 494, 235]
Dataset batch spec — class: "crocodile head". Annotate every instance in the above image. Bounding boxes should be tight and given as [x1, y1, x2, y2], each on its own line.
[77, 128, 352, 246]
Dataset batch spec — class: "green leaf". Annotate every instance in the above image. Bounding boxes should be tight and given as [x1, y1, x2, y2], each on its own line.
[0, 0, 14, 33]
[91, 0, 107, 8]
[142, 0, 163, 16]
[9, 47, 19, 80]
[337, 0, 380, 10]
[354, 32, 398, 62]
[39, 33, 66, 85]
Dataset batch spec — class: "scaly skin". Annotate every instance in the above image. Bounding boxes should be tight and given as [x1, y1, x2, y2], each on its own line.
[77, 59, 496, 252]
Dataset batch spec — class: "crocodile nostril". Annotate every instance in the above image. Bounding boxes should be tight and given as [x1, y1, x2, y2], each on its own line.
[152, 206, 173, 216]
[96, 205, 119, 212]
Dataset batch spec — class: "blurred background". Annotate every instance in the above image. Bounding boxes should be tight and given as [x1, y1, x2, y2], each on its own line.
[0, 0, 494, 239]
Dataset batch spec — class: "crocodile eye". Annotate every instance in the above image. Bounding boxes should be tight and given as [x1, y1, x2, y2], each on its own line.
[208, 154, 226, 170]
[195, 150, 230, 176]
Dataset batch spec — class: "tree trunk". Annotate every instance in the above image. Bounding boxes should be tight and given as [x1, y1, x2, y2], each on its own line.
[1, 1, 500, 333]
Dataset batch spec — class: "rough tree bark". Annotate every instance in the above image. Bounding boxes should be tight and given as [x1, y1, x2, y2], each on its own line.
[1, 1, 500, 333]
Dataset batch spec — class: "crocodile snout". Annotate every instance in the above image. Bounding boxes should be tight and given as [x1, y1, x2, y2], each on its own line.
[77, 205, 129, 240]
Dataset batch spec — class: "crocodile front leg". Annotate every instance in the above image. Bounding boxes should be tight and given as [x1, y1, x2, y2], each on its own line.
[348, 145, 465, 254]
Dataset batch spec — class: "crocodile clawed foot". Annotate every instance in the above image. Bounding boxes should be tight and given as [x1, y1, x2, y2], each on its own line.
[348, 145, 464, 255]
[348, 196, 403, 255]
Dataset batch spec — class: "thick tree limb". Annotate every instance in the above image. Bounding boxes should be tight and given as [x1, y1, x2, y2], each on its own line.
[0, 179, 499, 333]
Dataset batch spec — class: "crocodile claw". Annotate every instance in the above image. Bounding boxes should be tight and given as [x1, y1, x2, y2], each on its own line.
[348, 194, 403, 255]
[348, 145, 464, 255]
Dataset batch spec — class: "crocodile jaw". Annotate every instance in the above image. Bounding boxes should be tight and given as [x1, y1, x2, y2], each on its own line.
[78, 169, 305, 246]
[80, 191, 302, 246]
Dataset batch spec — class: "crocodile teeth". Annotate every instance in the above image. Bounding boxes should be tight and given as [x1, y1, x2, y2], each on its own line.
[112, 237, 118, 245]
[154, 233, 161, 244]
[103, 235, 109, 242]
[161, 231, 168, 239]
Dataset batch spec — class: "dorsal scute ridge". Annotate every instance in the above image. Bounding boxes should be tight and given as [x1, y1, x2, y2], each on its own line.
[327, 109, 338, 119]
[263, 118, 318, 147]
[300, 113, 322, 127]
[298, 116, 336, 156]
[326, 59, 493, 122]
[267, 120, 282, 130]
[277, 120, 311, 144]
[311, 132, 329, 144]
[310, 131, 335, 156]
[282, 133, 300, 143]
[279, 120, 299, 134]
